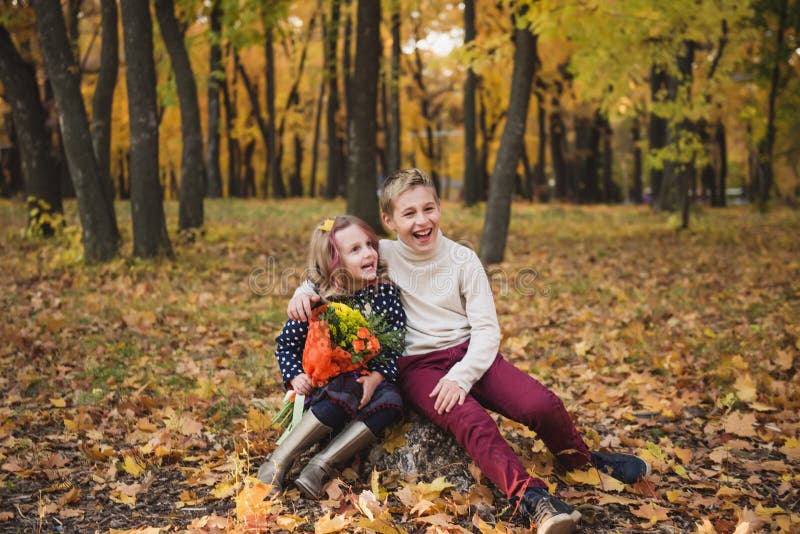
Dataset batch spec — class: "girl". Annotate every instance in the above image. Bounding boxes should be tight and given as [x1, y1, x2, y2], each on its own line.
[257, 215, 406, 499]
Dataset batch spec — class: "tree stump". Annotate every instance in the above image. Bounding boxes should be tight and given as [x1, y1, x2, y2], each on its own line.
[365, 411, 476, 492]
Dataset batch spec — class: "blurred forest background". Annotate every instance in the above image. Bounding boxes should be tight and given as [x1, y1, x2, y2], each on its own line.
[2, 2, 800, 532]
[1, 0, 799, 263]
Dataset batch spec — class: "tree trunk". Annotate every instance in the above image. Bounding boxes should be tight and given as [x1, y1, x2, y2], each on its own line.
[0, 24, 63, 234]
[345, 0, 381, 231]
[32, 0, 120, 260]
[1, 113, 25, 197]
[648, 64, 669, 207]
[342, 0, 354, 132]
[120, 0, 173, 258]
[91, 0, 120, 232]
[599, 112, 614, 203]
[675, 41, 695, 229]
[275, 10, 318, 197]
[462, 0, 480, 206]
[265, 26, 285, 199]
[757, 0, 788, 211]
[42, 79, 75, 200]
[290, 134, 304, 196]
[205, 0, 223, 198]
[155, 0, 205, 230]
[410, 22, 442, 195]
[716, 120, 727, 207]
[520, 145, 534, 201]
[479, 16, 537, 265]
[222, 49, 241, 197]
[66, 0, 81, 71]
[243, 139, 256, 198]
[549, 98, 568, 200]
[377, 52, 388, 180]
[574, 114, 598, 203]
[117, 148, 129, 200]
[534, 83, 547, 202]
[698, 119, 715, 205]
[478, 97, 489, 200]
[388, 0, 401, 175]
[310, 76, 325, 197]
[631, 115, 643, 203]
[325, 0, 342, 199]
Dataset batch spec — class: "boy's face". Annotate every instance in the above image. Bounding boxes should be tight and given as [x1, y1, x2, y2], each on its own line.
[382, 185, 441, 253]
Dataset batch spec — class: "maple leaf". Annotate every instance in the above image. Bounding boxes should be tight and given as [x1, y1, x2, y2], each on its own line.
[188, 515, 229, 529]
[234, 478, 280, 520]
[355, 516, 407, 534]
[380, 422, 409, 453]
[122, 454, 145, 478]
[410, 499, 436, 516]
[314, 512, 353, 534]
[733, 373, 757, 403]
[275, 514, 306, 531]
[724, 411, 757, 438]
[370, 468, 388, 500]
[211, 479, 239, 499]
[631, 502, 670, 525]
[354, 490, 383, 521]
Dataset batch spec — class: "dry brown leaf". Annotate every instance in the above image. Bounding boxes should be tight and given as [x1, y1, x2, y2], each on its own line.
[724, 411, 757, 438]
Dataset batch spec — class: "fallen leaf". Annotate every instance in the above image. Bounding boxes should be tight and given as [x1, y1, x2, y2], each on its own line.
[314, 512, 352, 534]
[122, 454, 145, 478]
[724, 411, 757, 438]
[631, 502, 670, 525]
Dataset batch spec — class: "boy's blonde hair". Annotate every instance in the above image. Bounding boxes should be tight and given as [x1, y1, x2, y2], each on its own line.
[307, 215, 387, 300]
[380, 168, 440, 216]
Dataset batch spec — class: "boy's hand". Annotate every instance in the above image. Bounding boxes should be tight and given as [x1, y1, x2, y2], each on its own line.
[290, 373, 313, 395]
[287, 294, 320, 322]
[430, 379, 466, 415]
[357, 372, 384, 409]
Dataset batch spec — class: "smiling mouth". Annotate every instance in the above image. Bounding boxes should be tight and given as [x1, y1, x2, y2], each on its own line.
[413, 228, 433, 239]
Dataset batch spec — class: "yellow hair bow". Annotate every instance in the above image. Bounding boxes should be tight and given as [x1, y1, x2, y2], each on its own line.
[317, 218, 335, 232]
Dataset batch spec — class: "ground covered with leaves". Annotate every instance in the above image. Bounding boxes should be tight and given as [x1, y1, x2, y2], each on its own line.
[0, 199, 798, 534]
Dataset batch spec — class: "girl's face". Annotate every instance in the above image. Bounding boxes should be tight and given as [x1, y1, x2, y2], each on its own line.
[333, 224, 379, 290]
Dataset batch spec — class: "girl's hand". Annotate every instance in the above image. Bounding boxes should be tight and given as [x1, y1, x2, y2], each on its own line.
[290, 373, 313, 396]
[430, 379, 466, 415]
[356, 372, 384, 409]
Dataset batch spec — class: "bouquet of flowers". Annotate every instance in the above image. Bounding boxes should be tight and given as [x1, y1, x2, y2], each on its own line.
[271, 301, 405, 434]
[302, 301, 405, 387]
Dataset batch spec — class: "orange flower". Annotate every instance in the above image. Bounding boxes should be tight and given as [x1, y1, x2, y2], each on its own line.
[367, 337, 380, 352]
[357, 327, 371, 339]
[353, 339, 366, 352]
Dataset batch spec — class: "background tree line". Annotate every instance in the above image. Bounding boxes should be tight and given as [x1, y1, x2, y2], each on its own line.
[0, 0, 798, 263]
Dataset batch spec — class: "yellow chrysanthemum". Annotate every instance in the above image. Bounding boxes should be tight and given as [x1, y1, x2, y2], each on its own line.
[327, 302, 368, 346]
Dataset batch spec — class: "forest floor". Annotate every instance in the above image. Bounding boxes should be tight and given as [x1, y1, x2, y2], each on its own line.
[0, 198, 798, 534]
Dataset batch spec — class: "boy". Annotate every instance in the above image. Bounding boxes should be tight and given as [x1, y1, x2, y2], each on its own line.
[288, 168, 649, 534]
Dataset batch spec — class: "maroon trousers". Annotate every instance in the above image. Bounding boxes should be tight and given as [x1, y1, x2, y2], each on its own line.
[398, 340, 590, 499]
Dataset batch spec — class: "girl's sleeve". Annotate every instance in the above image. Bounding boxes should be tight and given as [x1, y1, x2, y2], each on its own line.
[365, 284, 405, 382]
[275, 319, 309, 388]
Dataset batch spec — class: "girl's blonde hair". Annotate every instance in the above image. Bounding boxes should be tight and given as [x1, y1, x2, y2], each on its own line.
[307, 215, 387, 300]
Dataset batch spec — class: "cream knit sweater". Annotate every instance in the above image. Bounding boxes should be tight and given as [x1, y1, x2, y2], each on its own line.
[298, 232, 501, 393]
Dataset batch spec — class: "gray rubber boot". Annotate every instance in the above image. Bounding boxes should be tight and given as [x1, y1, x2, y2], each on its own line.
[295, 421, 376, 499]
[257, 410, 332, 494]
